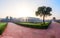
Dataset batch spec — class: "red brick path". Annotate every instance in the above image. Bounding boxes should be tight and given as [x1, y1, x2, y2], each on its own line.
[0, 22, 60, 38]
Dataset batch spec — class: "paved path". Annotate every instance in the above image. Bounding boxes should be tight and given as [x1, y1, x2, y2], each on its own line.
[0, 22, 60, 38]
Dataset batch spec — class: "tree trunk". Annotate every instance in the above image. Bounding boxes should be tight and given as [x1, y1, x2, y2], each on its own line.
[43, 15, 45, 24]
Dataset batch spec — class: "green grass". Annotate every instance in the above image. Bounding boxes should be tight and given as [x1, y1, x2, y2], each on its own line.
[0, 22, 7, 35]
[16, 22, 51, 29]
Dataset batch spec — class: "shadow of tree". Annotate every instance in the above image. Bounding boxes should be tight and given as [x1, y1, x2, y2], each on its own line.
[50, 35, 56, 38]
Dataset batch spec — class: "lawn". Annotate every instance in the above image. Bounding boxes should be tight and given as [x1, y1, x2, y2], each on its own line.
[16, 22, 51, 29]
[0, 22, 7, 35]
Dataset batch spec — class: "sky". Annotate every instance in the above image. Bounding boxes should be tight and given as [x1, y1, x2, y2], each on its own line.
[0, 0, 60, 19]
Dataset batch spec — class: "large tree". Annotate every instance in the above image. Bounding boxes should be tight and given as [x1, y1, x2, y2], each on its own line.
[35, 6, 52, 24]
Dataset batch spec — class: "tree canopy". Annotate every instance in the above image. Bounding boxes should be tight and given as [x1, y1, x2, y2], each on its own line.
[36, 6, 52, 17]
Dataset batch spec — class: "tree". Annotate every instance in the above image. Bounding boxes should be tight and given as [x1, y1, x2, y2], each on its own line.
[35, 6, 52, 24]
[53, 17, 56, 21]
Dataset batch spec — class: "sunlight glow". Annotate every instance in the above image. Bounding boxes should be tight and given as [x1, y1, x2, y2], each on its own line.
[15, 3, 35, 17]
[0, 0, 60, 19]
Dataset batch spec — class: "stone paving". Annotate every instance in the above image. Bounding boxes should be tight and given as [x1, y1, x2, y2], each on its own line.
[0, 22, 60, 38]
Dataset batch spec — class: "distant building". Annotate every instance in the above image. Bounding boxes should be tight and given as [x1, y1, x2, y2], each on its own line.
[10, 16, 13, 22]
[18, 17, 42, 22]
[6, 16, 9, 22]
[0, 17, 51, 22]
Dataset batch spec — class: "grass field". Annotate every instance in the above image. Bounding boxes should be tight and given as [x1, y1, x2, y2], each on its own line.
[0, 22, 7, 35]
[16, 22, 51, 29]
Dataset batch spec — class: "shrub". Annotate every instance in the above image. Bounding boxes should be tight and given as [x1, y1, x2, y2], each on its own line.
[15, 22, 51, 29]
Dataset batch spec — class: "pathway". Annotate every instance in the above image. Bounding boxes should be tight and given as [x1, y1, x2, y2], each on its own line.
[0, 22, 60, 38]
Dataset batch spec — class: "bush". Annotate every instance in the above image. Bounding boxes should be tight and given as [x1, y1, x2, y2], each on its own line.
[15, 22, 51, 29]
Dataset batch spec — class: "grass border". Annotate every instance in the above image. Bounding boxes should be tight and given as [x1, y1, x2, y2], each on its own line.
[0, 22, 8, 35]
[14, 21, 51, 29]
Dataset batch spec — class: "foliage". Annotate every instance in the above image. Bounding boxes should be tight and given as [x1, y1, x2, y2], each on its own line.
[16, 22, 51, 29]
[35, 6, 52, 24]
[35, 6, 52, 17]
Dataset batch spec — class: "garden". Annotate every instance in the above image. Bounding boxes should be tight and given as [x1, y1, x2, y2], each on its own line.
[15, 22, 51, 29]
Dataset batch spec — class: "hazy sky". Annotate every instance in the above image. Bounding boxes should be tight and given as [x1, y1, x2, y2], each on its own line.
[0, 0, 60, 19]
